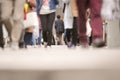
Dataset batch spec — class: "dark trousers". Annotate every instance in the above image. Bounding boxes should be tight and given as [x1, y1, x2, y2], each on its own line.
[0, 3, 4, 48]
[40, 12, 55, 46]
[77, 0, 103, 44]
[66, 29, 72, 42]
[66, 17, 78, 46]
[0, 21, 4, 48]
[72, 17, 78, 46]
[24, 32, 33, 45]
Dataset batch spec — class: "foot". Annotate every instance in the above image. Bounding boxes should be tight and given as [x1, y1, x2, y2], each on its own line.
[11, 43, 19, 50]
[0, 44, 4, 49]
[67, 42, 72, 48]
[19, 42, 27, 49]
[80, 43, 89, 48]
[92, 39, 105, 48]
[70, 44, 76, 49]
[44, 42, 48, 48]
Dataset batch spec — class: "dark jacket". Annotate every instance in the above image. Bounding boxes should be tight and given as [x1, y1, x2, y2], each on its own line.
[55, 19, 64, 33]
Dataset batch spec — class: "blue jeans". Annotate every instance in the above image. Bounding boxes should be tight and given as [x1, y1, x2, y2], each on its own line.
[24, 32, 36, 45]
[38, 29, 42, 45]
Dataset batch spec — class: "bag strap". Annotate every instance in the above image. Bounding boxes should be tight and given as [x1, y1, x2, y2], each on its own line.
[63, 3, 66, 13]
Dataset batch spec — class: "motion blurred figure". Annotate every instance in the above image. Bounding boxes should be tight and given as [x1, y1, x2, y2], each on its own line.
[1, 0, 26, 49]
[76, 0, 105, 47]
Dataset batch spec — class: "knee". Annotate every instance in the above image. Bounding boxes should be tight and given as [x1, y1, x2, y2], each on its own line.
[13, 13, 24, 21]
[1, 14, 10, 22]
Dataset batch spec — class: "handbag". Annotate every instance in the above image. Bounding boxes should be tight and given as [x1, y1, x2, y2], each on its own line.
[24, 11, 39, 29]
[86, 18, 92, 37]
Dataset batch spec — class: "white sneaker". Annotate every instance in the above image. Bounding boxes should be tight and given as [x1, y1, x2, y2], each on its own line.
[44, 42, 47, 48]
[11, 42, 19, 50]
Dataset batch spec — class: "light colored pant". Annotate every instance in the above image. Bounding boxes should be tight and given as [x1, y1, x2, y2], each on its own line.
[1, 0, 25, 45]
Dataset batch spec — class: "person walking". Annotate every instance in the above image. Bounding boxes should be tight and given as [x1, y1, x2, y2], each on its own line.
[55, 15, 64, 45]
[36, 0, 59, 48]
[24, 0, 39, 47]
[1, 0, 26, 49]
[62, 0, 78, 48]
[0, 2, 4, 49]
[70, 0, 79, 48]
[76, 0, 105, 47]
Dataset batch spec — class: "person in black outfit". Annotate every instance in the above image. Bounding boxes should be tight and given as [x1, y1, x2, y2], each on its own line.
[0, 3, 4, 49]
[55, 15, 64, 45]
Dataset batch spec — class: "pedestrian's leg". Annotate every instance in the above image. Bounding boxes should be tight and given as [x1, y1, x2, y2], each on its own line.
[38, 29, 42, 45]
[56, 33, 59, 45]
[32, 34, 36, 46]
[11, 0, 25, 47]
[90, 0, 105, 47]
[47, 12, 55, 46]
[19, 29, 27, 48]
[1, 0, 13, 42]
[40, 15, 48, 46]
[0, 3, 4, 48]
[90, 0, 103, 40]
[76, 0, 88, 46]
[72, 17, 78, 46]
[0, 21, 4, 48]
[63, 29, 67, 45]
[57, 33, 62, 45]
[66, 29, 72, 47]
[59, 33, 63, 45]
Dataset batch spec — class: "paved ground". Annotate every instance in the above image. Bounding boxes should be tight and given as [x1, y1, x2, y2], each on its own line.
[0, 45, 120, 80]
[0, 45, 120, 70]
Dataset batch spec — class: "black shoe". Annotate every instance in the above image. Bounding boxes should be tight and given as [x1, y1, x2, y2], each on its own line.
[0, 44, 4, 49]
[57, 42, 60, 45]
[19, 42, 27, 49]
[92, 39, 105, 48]
[0, 41, 4, 49]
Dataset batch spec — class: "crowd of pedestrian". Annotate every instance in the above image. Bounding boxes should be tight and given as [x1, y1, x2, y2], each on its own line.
[0, 0, 119, 50]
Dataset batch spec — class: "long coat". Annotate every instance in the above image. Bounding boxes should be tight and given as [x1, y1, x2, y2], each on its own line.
[70, 0, 78, 17]
[62, 0, 73, 29]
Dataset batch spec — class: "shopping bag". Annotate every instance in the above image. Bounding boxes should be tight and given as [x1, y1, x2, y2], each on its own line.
[86, 18, 92, 37]
[24, 12, 39, 29]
